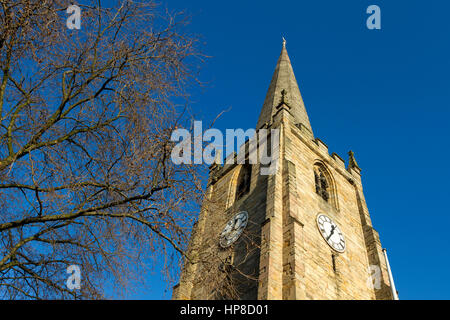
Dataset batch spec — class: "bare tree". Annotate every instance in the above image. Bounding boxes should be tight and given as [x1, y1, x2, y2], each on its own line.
[0, 0, 205, 299]
[174, 161, 263, 300]
[198, 225, 261, 300]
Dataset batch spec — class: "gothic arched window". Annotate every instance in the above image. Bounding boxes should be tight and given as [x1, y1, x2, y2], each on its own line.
[236, 164, 252, 201]
[314, 164, 331, 203]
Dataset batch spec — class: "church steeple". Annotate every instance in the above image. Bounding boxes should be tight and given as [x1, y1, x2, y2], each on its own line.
[174, 40, 395, 301]
[256, 39, 313, 135]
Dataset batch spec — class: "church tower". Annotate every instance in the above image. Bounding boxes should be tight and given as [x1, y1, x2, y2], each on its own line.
[172, 41, 396, 300]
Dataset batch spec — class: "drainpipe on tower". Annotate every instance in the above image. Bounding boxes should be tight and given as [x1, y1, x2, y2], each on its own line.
[382, 248, 399, 300]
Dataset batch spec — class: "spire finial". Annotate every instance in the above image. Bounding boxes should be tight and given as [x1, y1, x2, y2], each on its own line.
[209, 149, 222, 171]
[282, 37, 286, 48]
[348, 150, 360, 170]
[214, 149, 222, 165]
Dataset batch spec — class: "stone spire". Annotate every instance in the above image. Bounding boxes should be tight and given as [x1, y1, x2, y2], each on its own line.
[256, 39, 313, 134]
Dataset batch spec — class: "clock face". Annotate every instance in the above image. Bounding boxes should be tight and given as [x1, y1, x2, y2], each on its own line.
[316, 214, 346, 253]
[219, 211, 248, 248]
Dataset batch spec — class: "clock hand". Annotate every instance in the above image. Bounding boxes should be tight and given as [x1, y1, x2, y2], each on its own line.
[326, 225, 336, 241]
[233, 217, 244, 230]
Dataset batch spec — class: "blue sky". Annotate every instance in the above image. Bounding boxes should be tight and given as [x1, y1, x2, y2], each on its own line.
[130, 0, 450, 299]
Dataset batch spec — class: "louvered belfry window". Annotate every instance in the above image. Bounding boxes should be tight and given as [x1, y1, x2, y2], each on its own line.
[314, 167, 330, 202]
[236, 164, 251, 200]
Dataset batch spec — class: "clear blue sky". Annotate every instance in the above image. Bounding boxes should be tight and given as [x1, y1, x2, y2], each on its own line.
[129, 0, 450, 299]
